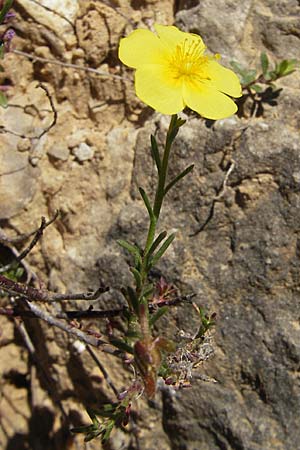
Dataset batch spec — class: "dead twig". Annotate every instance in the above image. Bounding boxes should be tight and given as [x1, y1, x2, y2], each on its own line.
[12, 49, 130, 81]
[0, 293, 194, 320]
[36, 83, 57, 139]
[0, 306, 123, 320]
[0, 275, 109, 303]
[86, 345, 119, 397]
[0, 212, 59, 274]
[0, 83, 58, 139]
[24, 300, 108, 348]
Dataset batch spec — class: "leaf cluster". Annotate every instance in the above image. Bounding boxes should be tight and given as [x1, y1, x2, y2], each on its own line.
[71, 404, 129, 443]
[231, 52, 298, 94]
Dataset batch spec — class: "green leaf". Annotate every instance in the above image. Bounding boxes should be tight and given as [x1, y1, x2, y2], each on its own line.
[139, 187, 154, 219]
[71, 424, 96, 434]
[149, 306, 168, 326]
[277, 59, 298, 77]
[250, 84, 263, 93]
[260, 52, 269, 76]
[241, 69, 257, 86]
[167, 115, 185, 145]
[102, 420, 114, 443]
[230, 60, 247, 77]
[164, 164, 194, 195]
[130, 267, 142, 289]
[0, 0, 14, 24]
[277, 59, 289, 76]
[150, 233, 175, 267]
[0, 91, 8, 108]
[125, 329, 141, 339]
[117, 239, 141, 261]
[148, 230, 167, 256]
[141, 283, 154, 300]
[268, 69, 278, 81]
[150, 134, 161, 173]
[127, 286, 140, 314]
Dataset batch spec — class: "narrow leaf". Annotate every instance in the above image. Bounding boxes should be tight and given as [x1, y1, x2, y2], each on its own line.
[127, 286, 140, 314]
[164, 164, 194, 195]
[241, 69, 257, 85]
[260, 52, 269, 76]
[148, 230, 167, 256]
[150, 233, 175, 266]
[141, 283, 154, 299]
[149, 306, 168, 326]
[139, 187, 154, 219]
[117, 239, 141, 260]
[230, 60, 247, 77]
[130, 267, 142, 289]
[102, 421, 114, 443]
[150, 134, 161, 173]
[167, 114, 181, 144]
[250, 84, 263, 93]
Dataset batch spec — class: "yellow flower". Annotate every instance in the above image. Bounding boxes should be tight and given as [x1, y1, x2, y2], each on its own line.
[119, 24, 242, 120]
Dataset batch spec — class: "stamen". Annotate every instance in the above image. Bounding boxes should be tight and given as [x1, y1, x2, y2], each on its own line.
[169, 38, 209, 82]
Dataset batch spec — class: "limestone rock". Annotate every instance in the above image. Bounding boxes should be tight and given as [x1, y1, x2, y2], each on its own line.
[0, 146, 39, 219]
[17, 0, 78, 47]
[72, 142, 94, 162]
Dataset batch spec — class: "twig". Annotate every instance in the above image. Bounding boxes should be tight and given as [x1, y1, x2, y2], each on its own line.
[0, 306, 123, 320]
[0, 275, 109, 302]
[36, 83, 57, 139]
[0, 293, 195, 320]
[0, 212, 59, 274]
[0, 83, 58, 139]
[12, 49, 130, 81]
[24, 300, 108, 348]
[86, 345, 119, 397]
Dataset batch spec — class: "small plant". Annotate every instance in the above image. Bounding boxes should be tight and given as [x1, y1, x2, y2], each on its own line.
[231, 52, 299, 116]
[1, 17, 298, 446]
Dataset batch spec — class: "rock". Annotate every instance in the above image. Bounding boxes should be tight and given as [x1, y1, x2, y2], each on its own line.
[0, 146, 39, 219]
[105, 127, 137, 198]
[176, 0, 253, 61]
[72, 142, 94, 162]
[47, 145, 69, 161]
[17, 0, 79, 48]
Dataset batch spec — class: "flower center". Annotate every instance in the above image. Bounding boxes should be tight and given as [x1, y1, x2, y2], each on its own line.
[169, 39, 209, 83]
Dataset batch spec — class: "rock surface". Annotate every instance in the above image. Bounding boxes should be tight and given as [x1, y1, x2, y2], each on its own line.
[0, 1, 300, 449]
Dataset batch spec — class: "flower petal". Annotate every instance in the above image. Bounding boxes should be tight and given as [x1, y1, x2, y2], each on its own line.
[154, 24, 205, 54]
[135, 65, 185, 114]
[119, 29, 169, 68]
[183, 81, 238, 120]
[204, 60, 242, 97]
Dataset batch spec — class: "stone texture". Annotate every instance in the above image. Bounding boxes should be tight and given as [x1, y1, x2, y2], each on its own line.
[0, 145, 39, 219]
[1, 0, 300, 449]
[72, 142, 94, 161]
[17, 0, 78, 47]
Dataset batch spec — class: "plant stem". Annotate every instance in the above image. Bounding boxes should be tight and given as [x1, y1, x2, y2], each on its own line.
[143, 115, 177, 258]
